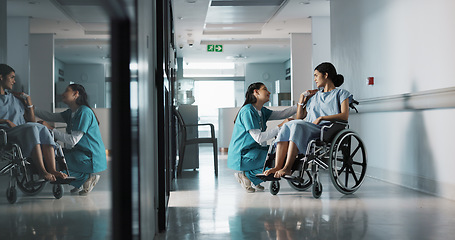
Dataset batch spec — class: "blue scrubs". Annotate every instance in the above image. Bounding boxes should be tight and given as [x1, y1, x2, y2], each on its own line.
[227, 104, 272, 185]
[61, 105, 107, 188]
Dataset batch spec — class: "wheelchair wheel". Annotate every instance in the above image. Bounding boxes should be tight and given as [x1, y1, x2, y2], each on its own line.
[287, 170, 312, 191]
[6, 186, 17, 204]
[53, 184, 64, 199]
[269, 181, 280, 195]
[312, 177, 323, 198]
[16, 165, 47, 196]
[329, 130, 367, 195]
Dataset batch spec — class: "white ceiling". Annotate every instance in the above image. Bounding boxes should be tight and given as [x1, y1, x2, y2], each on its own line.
[6, 0, 329, 65]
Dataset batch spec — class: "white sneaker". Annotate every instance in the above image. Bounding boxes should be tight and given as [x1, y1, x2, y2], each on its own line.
[254, 184, 265, 191]
[79, 174, 100, 195]
[234, 172, 255, 193]
[70, 187, 82, 194]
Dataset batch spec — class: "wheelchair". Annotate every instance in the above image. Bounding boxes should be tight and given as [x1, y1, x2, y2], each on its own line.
[0, 128, 74, 204]
[257, 120, 367, 198]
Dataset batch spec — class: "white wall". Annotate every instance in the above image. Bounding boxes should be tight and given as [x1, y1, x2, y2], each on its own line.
[7, 17, 30, 93]
[245, 63, 286, 98]
[290, 33, 312, 103]
[63, 64, 106, 108]
[30, 34, 54, 112]
[0, 0, 6, 63]
[331, 0, 455, 200]
[311, 16, 331, 72]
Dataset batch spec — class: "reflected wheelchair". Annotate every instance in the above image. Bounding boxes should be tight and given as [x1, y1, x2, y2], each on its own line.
[0, 129, 74, 204]
[257, 118, 367, 198]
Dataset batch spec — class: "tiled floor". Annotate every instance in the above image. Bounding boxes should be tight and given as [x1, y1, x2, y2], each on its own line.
[157, 146, 455, 240]
[2, 147, 455, 240]
[0, 162, 111, 240]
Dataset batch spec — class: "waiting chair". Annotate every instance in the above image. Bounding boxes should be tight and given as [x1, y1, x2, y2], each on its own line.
[174, 108, 218, 177]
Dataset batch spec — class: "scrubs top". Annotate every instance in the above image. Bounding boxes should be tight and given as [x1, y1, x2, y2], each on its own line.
[61, 105, 107, 174]
[227, 104, 273, 171]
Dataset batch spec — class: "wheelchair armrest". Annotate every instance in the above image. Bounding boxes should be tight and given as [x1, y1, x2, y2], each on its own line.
[320, 121, 348, 142]
[0, 129, 7, 147]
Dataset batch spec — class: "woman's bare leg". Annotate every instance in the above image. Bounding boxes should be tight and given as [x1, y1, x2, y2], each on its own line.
[31, 145, 56, 181]
[41, 144, 67, 179]
[264, 141, 289, 176]
[274, 141, 299, 178]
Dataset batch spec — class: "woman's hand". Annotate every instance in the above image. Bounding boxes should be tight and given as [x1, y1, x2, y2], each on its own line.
[38, 120, 54, 130]
[0, 119, 16, 128]
[313, 117, 323, 125]
[12, 91, 33, 106]
[278, 118, 294, 127]
[299, 89, 318, 105]
[301, 89, 318, 101]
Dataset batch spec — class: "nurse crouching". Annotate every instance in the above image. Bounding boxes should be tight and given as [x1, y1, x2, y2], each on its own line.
[227, 82, 296, 193]
[37, 84, 107, 195]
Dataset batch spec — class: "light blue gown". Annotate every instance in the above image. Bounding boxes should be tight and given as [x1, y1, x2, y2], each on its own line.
[60, 105, 107, 188]
[0, 92, 56, 157]
[276, 88, 352, 153]
[227, 104, 273, 185]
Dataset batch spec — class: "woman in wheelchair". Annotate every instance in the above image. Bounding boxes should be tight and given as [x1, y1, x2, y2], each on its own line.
[0, 64, 68, 182]
[228, 82, 296, 193]
[35, 84, 106, 195]
[262, 62, 352, 179]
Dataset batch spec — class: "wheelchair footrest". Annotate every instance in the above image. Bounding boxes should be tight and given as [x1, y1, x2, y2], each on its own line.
[255, 173, 281, 182]
[283, 175, 298, 181]
[50, 176, 76, 185]
[24, 179, 46, 188]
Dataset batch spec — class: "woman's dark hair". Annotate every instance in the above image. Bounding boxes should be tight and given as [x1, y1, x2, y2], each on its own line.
[68, 83, 100, 125]
[234, 82, 264, 123]
[0, 64, 15, 79]
[314, 62, 344, 87]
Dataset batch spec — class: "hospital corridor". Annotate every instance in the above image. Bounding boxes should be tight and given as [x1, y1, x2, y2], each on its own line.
[2, 0, 455, 239]
[160, 146, 455, 239]
[1, 146, 455, 239]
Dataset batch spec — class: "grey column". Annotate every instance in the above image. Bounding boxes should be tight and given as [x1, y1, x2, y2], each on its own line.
[0, 0, 6, 63]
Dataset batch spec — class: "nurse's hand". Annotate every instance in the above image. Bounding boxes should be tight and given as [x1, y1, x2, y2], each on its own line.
[38, 120, 54, 130]
[278, 118, 294, 127]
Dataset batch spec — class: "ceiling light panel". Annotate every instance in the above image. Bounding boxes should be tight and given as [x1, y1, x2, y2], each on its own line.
[210, 0, 285, 7]
[205, 0, 288, 37]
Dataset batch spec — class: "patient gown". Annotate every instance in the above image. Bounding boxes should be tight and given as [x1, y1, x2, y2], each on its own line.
[276, 88, 352, 153]
[0, 92, 55, 157]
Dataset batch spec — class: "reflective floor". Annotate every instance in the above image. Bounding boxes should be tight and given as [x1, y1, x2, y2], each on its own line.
[0, 162, 111, 240]
[157, 146, 455, 240]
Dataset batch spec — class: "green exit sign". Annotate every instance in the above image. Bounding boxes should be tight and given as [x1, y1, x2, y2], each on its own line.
[207, 44, 223, 52]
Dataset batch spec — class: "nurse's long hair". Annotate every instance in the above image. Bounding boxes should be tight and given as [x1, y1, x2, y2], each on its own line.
[234, 82, 264, 123]
[68, 84, 100, 125]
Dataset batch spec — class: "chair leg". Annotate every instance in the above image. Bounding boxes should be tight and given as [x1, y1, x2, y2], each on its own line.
[177, 144, 186, 177]
[213, 141, 218, 177]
